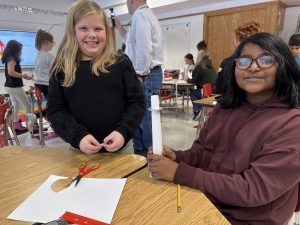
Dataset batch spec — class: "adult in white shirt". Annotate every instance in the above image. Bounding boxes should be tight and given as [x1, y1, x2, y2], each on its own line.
[116, 0, 164, 156]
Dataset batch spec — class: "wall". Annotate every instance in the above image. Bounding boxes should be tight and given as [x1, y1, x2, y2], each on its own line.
[160, 15, 204, 70]
[114, 14, 204, 71]
[281, 6, 300, 43]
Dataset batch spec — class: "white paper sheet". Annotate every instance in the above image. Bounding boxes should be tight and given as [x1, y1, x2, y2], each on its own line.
[151, 95, 163, 155]
[7, 175, 126, 224]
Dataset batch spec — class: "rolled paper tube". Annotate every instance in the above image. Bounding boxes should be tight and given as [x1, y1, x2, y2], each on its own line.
[151, 95, 163, 155]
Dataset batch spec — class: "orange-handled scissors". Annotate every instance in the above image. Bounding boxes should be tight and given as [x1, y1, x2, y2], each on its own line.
[68, 162, 100, 187]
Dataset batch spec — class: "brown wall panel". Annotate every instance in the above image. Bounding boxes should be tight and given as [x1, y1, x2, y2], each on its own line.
[204, 2, 285, 71]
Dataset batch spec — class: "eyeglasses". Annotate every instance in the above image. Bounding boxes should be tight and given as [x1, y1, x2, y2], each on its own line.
[235, 55, 275, 70]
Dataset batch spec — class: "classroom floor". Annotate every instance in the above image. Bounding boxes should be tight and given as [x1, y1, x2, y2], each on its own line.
[17, 105, 197, 150]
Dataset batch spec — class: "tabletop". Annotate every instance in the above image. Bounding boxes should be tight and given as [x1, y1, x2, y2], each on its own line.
[193, 95, 221, 108]
[162, 79, 195, 87]
[0, 146, 230, 225]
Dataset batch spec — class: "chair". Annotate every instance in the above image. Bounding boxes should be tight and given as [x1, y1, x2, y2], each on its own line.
[0, 94, 6, 104]
[203, 83, 212, 98]
[159, 86, 177, 114]
[0, 99, 19, 147]
[28, 86, 47, 146]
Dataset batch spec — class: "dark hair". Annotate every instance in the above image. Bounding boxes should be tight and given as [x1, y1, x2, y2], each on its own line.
[184, 53, 194, 65]
[35, 28, 54, 50]
[289, 34, 300, 46]
[221, 32, 300, 108]
[196, 40, 207, 51]
[1, 40, 22, 64]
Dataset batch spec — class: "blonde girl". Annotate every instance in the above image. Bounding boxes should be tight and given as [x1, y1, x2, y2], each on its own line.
[47, 0, 145, 154]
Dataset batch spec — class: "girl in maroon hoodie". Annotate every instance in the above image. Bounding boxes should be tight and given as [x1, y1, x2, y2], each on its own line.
[149, 33, 300, 225]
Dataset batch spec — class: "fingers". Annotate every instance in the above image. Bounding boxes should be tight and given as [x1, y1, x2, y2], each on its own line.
[148, 153, 163, 161]
[102, 131, 124, 152]
[79, 135, 102, 154]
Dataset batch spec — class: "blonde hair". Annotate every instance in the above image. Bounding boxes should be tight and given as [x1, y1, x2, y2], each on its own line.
[195, 50, 211, 69]
[35, 29, 54, 50]
[50, 0, 116, 87]
[235, 21, 263, 42]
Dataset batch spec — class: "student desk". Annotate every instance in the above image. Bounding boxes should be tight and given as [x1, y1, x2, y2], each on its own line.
[161, 79, 195, 119]
[193, 95, 220, 136]
[0, 146, 230, 225]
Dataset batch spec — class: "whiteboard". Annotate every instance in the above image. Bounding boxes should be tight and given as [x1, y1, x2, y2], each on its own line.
[162, 22, 191, 70]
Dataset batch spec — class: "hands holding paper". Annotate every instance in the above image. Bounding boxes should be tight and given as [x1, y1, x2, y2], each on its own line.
[148, 146, 178, 181]
[79, 131, 125, 154]
[103, 131, 125, 152]
[79, 134, 103, 154]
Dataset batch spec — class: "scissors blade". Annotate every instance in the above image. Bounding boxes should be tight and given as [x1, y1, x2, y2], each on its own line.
[66, 175, 80, 187]
[74, 176, 82, 187]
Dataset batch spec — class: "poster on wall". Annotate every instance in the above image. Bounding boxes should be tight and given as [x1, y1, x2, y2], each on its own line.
[0, 30, 37, 68]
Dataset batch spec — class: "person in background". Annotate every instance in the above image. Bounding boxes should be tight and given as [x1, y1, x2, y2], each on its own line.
[185, 50, 217, 120]
[1, 40, 37, 134]
[148, 33, 300, 225]
[179, 53, 194, 80]
[34, 28, 55, 100]
[288, 33, 300, 68]
[215, 21, 263, 94]
[196, 40, 207, 51]
[115, 0, 164, 156]
[47, 0, 145, 154]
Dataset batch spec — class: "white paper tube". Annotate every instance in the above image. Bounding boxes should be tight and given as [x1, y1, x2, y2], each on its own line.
[151, 95, 163, 155]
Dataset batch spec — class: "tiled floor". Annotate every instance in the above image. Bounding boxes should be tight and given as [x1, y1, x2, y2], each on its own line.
[14, 104, 296, 225]
[17, 105, 197, 150]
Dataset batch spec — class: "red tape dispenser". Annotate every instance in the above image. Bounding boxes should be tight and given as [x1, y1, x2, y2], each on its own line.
[61, 211, 110, 225]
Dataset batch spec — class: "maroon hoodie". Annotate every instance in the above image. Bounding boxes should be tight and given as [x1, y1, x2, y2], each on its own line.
[174, 99, 300, 225]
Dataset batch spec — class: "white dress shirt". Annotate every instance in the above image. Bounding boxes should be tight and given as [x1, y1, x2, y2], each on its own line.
[125, 4, 164, 75]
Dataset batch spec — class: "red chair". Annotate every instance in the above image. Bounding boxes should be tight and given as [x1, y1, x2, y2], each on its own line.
[159, 86, 177, 114]
[0, 99, 19, 147]
[203, 83, 212, 98]
[0, 94, 6, 104]
[28, 86, 46, 146]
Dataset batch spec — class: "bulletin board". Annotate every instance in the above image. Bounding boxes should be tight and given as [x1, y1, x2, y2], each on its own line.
[162, 22, 191, 70]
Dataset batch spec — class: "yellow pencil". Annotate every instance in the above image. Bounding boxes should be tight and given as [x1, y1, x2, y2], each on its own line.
[177, 184, 181, 213]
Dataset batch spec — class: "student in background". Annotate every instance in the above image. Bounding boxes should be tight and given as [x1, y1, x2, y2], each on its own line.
[196, 40, 207, 50]
[148, 33, 300, 225]
[288, 33, 300, 68]
[2, 40, 37, 134]
[47, 0, 145, 154]
[115, 0, 164, 156]
[215, 21, 263, 94]
[179, 53, 194, 80]
[185, 50, 217, 120]
[34, 28, 55, 100]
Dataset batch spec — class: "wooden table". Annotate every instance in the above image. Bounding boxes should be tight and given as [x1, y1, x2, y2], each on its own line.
[162, 79, 195, 119]
[0, 146, 230, 225]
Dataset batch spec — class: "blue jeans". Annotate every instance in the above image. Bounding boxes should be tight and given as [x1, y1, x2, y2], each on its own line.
[133, 67, 163, 151]
[190, 88, 202, 113]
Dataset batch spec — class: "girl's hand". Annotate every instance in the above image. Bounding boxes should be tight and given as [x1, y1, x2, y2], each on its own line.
[147, 145, 176, 162]
[148, 154, 179, 181]
[23, 74, 33, 80]
[103, 131, 125, 152]
[162, 146, 176, 161]
[79, 134, 103, 154]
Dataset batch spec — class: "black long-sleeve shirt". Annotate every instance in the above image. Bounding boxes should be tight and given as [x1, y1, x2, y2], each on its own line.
[47, 56, 145, 150]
